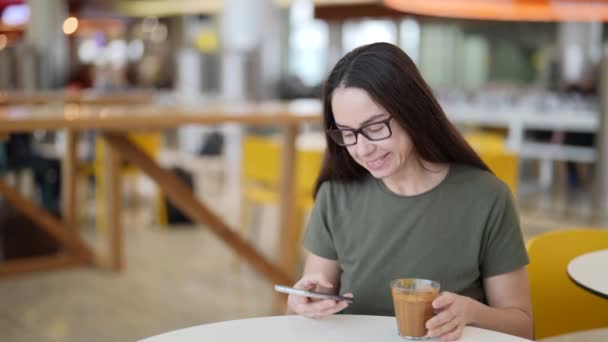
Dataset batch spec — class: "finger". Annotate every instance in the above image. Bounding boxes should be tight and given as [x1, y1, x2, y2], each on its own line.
[312, 300, 350, 318]
[312, 274, 334, 289]
[301, 273, 333, 289]
[427, 317, 459, 339]
[338, 293, 354, 302]
[294, 299, 337, 316]
[293, 277, 316, 290]
[294, 274, 334, 290]
[426, 309, 455, 330]
[432, 292, 455, 310]
[289, 293, 310, 305]
[440, 326, 463, 342]
[304, 305, 343, 319]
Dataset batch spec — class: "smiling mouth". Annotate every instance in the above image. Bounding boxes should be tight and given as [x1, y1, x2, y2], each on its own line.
[365, 152, 390, 169]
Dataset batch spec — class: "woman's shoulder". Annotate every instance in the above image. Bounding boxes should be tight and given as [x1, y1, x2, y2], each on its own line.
[448, 163, 511, 196]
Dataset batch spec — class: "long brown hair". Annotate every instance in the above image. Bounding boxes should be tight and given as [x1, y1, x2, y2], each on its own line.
[314, 42, 490, 196]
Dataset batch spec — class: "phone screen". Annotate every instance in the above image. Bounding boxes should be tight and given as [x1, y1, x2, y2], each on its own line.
[274, 285, 354, 303]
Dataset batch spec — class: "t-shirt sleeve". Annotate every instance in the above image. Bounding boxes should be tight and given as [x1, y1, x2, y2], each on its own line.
[303, 181, 338, 260]
[480, 182, 529, 278]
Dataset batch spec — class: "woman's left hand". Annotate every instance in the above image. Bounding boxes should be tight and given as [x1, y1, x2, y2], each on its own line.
[425, 291, 479, 341]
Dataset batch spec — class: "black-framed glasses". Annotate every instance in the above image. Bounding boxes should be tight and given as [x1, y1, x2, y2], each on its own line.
[327, 117, 393, 146]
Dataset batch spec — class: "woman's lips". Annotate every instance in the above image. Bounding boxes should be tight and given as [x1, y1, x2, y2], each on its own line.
[365, 152, 390, 170]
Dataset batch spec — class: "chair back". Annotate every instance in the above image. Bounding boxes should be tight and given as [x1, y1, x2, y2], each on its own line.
[526, 228, 608, 339]
[465, 132, 518, 195]
[242, 135, 324, 194]
[95, 133, 161, 171]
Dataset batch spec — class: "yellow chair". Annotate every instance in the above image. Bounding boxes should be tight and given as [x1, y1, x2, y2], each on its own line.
[464, 132, 518, 195]
[526, 228, 608, 339]
[239, 135, 324, 262]
[94, 133, 166, 231]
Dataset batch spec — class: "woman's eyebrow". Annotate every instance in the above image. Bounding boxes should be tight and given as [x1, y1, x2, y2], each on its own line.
[335, 113, 388, 128]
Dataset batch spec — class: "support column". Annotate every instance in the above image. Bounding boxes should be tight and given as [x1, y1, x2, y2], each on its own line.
[219, 0, 276, 225]
[24, 0, 68, 89]
[593, 44, 608, 220]
[327, 21, 343, 71]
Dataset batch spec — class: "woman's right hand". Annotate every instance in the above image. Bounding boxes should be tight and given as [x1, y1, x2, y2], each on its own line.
[287, 273, 353, 319]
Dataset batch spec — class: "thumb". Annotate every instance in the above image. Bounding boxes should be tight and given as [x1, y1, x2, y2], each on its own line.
[296, 273, 334, 289]
[314, 273, 334, 289]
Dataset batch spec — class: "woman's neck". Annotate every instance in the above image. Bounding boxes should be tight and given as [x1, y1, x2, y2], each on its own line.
[381, 159, 450, 196]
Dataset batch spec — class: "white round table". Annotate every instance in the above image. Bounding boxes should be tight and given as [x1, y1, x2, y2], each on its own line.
[539, 328, 608, 342]
[567, 249, 608, 299]
[139, 315, 532, 342]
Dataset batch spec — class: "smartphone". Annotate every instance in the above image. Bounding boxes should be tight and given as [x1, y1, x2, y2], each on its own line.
[274, 284, 354, 303]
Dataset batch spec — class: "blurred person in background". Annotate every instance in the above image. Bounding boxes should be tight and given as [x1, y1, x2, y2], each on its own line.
[537, 64, 597, 190]
[561, 65, 597, 190]
[67, 64, 94, 90]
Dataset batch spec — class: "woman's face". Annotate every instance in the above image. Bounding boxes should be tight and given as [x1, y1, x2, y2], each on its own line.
[331, 86, 415, 179]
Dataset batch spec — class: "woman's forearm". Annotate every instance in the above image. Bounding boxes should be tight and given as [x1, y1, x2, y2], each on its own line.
[469, 300, 534, 340]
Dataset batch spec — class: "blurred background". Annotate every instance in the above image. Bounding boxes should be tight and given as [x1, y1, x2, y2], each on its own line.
[1, 0, 608, 341]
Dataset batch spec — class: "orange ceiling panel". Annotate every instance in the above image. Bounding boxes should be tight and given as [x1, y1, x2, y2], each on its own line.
[384, 0, 608, 22]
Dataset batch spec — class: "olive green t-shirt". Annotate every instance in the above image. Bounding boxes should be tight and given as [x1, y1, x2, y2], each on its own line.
[303, 163, 529, 316]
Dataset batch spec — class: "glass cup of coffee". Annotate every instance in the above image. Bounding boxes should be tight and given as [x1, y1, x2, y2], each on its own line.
[390, 278, 440, 340]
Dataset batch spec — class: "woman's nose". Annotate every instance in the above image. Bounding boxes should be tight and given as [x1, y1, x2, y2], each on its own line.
[355, 133, 376, 157]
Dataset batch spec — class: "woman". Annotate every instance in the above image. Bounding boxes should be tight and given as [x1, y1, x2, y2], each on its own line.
[286, 42, 533, 341]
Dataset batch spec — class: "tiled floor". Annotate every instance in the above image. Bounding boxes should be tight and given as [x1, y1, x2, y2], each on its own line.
[1, 167, 606, 341]
[0, 226, 276, 342]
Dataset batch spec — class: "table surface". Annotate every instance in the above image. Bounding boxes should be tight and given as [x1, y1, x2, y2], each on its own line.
[539, 328, 608, 342]
[567, 249, 608, 298]
[139, 315, 532, 342]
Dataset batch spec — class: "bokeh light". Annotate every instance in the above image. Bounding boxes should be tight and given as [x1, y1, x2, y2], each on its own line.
[63, 17, 79, 35]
